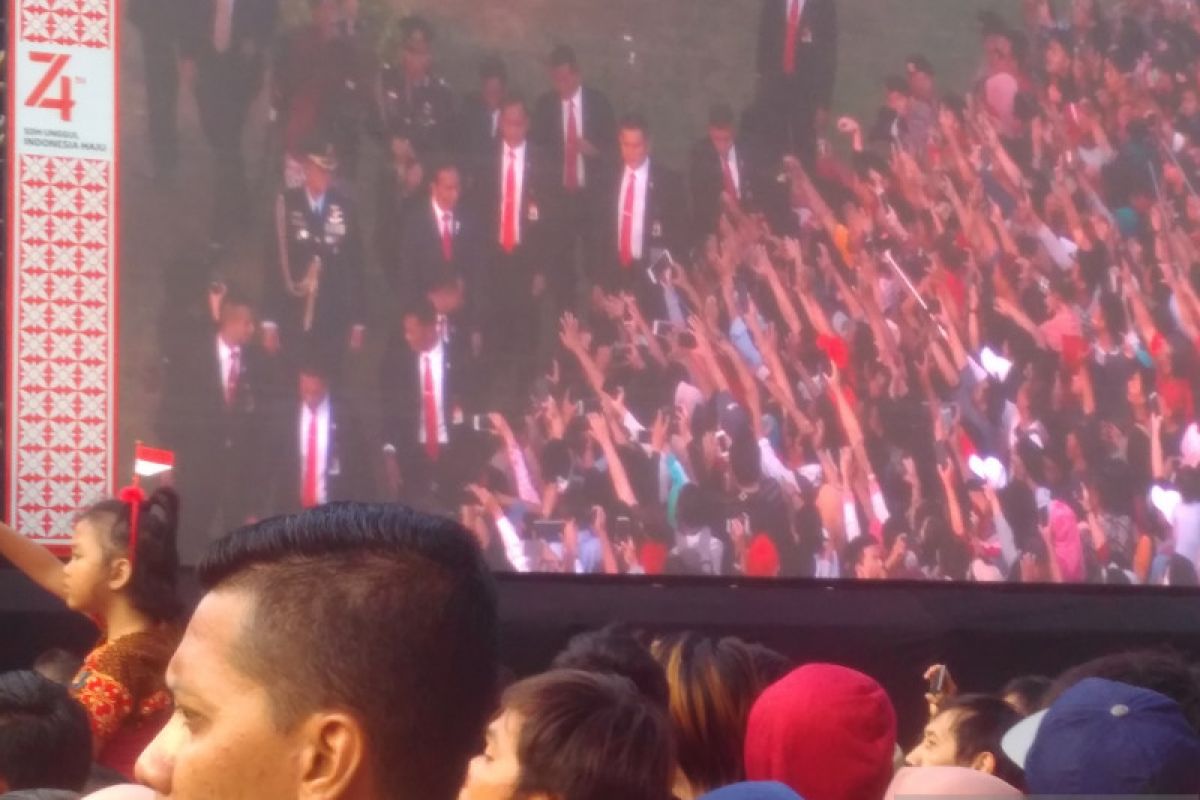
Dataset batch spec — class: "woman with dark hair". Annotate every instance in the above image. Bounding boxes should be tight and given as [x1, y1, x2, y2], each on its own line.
[458, 669, 674, 800]
[0, 488, 183, 777]
[651, 633, 777, 799]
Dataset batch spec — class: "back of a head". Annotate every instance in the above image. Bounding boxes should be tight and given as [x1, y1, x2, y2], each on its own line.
[0, 671, 92, 793]
[938, 694, 1023, 788]
[198, 503, 499, 800]
[1046, 650, 1200, 733]
[503, 669, 673, 800]
[30, 650, 81, 687]
[551, 624, 668, 708]
[1000, 674, 1051, 716]
[79, 488, 182, 623]
[651, 633, 769, 794]
[745, 664, 897, 800]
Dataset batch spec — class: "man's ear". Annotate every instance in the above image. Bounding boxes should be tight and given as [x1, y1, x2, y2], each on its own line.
[296, 711, 368, 800]
[971, 750, 997, 775]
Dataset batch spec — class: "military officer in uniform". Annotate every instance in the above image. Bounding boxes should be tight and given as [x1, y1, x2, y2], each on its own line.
[263, 139, 367, 371]
[375, 15, 455, 163]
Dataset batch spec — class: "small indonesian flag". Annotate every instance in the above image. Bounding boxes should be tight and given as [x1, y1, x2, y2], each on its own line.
[134, 443, 175, 478]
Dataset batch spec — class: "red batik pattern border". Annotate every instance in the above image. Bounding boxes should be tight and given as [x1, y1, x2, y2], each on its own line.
[20, 0, 111, 49]
[13, 155, 113, 539]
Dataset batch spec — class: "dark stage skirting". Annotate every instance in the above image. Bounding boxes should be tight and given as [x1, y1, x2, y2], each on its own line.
[4, 569, 1200, 743]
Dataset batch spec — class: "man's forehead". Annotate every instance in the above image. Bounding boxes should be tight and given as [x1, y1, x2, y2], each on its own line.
[169, 588, 254, 690]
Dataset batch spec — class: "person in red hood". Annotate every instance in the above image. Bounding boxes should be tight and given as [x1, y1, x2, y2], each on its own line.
[744, 663, 897, 800]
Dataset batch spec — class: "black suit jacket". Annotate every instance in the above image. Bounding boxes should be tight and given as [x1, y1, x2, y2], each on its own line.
[157, 331, 278, 501]
[457, 94, 501, 162]
[474, 141, 552, 277]
[379, 336, 472, 459]
[595, 161, 687, 283]
[688, 138, 757, 242]
[271, 397, 372, 513]
[269, 186, 366, 347]
[178, 0, 278, 61]
[756, 0, 838, 106]
[532, 86, 618, 193]
[395, 199, 487, 306]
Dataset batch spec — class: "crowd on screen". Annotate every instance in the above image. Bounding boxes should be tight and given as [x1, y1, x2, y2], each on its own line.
[3, 503, 1200, 799]
[126, 0, 1200, 584]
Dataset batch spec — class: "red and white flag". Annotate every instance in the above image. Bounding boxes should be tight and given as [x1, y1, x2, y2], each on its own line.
[133, 444, 175, 478]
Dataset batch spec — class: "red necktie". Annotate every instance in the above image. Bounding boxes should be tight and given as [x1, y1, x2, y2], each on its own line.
[441, 212, 454, 262]
[225, 347, 240, 406]
[619, 171, 636, 268]
[423, 355, 440, 460]
[302, 410, 319, 508]
[501, 149, 517, 252]
[565, 101, 580, 190]
[721, 154, 739, 199]
[783, 0, 800, 75]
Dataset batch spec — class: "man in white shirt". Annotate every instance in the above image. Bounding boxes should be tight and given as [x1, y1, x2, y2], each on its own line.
[598, 113, 686, 293]
[689, 103, 755, 244]
[381, 302, 467, 507]
[533, 45, 617, 305]
[272, 357, 370, 513]
[475, 98, 550, 403]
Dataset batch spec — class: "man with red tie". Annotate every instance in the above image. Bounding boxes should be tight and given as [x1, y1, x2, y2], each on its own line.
[270, 355, 371, 512]
[533, 45, 617, 306]
[596, 113, 686, 292]
[474, 97, 550, 402]
[158, 290, 275, 564]
[394, 160, 486, 320]
[754, 0, 839, 163]
[380, 301, 469, 508]
[689, 103, 760, 245]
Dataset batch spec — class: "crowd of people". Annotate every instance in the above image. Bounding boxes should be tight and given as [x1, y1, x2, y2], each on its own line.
[3, 500, 1200, 799]
[124, 0, 1200, 584]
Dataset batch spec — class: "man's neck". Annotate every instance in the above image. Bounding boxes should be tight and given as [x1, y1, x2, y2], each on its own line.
[504, 138, 527, 152]
[626, 158, 649, 174]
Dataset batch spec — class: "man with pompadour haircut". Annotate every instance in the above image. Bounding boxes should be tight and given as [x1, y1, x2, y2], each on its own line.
[136, 503, 499, 800]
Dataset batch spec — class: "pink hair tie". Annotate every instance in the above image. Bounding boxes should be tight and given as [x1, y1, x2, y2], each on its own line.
[118, 485, 147, 570]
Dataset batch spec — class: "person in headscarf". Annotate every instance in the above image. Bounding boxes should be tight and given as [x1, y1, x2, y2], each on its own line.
[744, 664, 897, 800]
[884, 766, 1021, 800]
[1047, 500, 1085, 582]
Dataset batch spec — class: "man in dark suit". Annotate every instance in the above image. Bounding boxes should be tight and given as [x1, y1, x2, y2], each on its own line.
[157, 291, 275, 564]
[264, 140, 367, 368]
[755, 0, 838, 163]
[128, 0, 182, 182]
[595, 113, 687, 298]
[689, 103, 759, 245]
[473, 97, 551, 402]
[532, 45, 618, 305]
[457, 57, 508, 168]
[394, 161, 487, 338]
[266, 356, 372, 513]
[178, 0, 278, 243]
[381, 302, 472, 509]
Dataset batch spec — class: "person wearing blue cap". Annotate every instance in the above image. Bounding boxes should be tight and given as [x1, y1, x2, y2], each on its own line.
[1002, 677, 1200, 796]
[700, 782, 802, 800]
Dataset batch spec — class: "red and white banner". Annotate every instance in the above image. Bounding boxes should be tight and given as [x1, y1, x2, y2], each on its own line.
[6, 0, 119, 543]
